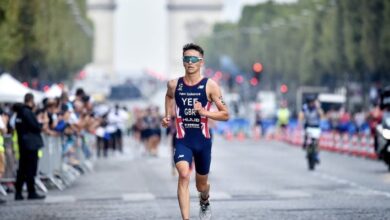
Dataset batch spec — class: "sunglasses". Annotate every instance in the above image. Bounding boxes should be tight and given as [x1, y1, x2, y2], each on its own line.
[183, 56, 203, 63]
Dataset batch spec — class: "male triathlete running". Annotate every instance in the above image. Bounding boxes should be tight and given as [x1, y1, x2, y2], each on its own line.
[161, 43, 229, 220]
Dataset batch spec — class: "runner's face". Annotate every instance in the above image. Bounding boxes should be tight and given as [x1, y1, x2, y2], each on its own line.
[183, 49, 203, 75]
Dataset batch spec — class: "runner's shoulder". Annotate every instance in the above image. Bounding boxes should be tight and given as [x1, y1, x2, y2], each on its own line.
[206, 78, 221, 94]
[167, 78, 179, 90]
[205, 78, 219, 89]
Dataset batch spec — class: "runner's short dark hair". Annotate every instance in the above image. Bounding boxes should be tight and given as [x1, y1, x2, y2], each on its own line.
[183, 43, 204, 56]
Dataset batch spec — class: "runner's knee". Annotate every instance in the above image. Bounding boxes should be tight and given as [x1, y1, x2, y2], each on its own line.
[178, 170, 190, 180]
[196, 182, 208, 192]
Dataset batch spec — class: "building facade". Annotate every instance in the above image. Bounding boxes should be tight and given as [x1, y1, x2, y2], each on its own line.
[87, 0, 116, 76]
[75, 0, 116, 97]
[167, 0, 223, 78]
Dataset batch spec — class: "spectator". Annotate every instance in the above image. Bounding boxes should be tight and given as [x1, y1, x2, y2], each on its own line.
[107, 104, 126, 153]
[149, 106, 162, 156]
[14, 93, 48, 200]
[276, 100, 290, 135]
[353, 106, 367, 135]
[338, 107, 351, 133]
[328, 107, 340, 132]
[369, 83, 381, 107]
[96, 112, 110, 157]
[254, 110, 263, 137]
[43, 98, 60, 136]
[75, 88, 86, 102]
[0, 108, 8, 204]
[131, 108, 144, 149]
[60, 92, 74, 112]
[141, 108, 152, 154]
[93, 104, 110, 158]
[142, 107, 161, 156]
[61, 100, 83, 168]
[368, 104, 383, 151]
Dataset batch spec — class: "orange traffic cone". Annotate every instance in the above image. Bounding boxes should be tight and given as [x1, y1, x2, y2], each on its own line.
[225, 130, 233, 141]
[237, 131, 246, 141]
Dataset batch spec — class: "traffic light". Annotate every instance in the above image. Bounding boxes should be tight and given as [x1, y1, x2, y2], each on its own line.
[250, 77, 258, 86]
[235, 75, 244, 84]
[252, 62, 263, 83]
[252, 62, 263, 73]
[280, 84, 288, 94]
[43, 85, 50, 92]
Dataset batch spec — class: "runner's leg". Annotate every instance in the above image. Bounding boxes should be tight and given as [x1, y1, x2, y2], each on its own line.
[193, 138, 212, 219]
[176, 161, 191, 220]
[196, 173, 209, 199]
[174, 142, 193, 220]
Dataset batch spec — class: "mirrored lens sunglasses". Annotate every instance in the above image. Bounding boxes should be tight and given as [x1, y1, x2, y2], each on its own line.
[183, 56, 203, 63]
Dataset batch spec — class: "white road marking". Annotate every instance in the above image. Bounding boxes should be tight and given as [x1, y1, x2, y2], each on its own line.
[313, 172, 390, 198]
[272, 190, 311, 198]
[45, 196, 76, 203]
[210, 191, 232, 200]
[122, 193, 156, 201]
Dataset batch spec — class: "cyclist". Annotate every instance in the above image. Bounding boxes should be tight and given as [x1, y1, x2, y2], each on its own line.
[299, 95, 324, 163]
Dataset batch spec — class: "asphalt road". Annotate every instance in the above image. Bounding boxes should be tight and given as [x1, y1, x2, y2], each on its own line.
[1, 136, 390, 220]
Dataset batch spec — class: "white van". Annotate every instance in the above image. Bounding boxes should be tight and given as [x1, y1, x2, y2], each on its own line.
[318, 93, 346, 112]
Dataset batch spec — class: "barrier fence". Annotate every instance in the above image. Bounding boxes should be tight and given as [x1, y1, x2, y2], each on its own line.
[284, 129, 377, 159]
[223, 126, 377, 160]
[0, 132, 96, 196]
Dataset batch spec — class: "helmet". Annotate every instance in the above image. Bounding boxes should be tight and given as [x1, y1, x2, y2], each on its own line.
[305, 95, 317, 103]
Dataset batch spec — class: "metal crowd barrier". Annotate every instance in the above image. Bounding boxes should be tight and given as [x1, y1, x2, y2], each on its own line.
[39, 134, 65, 190]
[0, 132, 96, 196]
[39, 133, 96, 190]
[0, 135, 17, 196]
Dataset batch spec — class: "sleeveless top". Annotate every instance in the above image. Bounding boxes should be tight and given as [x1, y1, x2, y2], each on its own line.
[302, 104, 320, 127]
[174, 77, 212, 139]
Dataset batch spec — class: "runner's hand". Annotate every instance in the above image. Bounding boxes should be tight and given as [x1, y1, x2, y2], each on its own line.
[194, 101, 206, 116]
[161, 116, 170, 128]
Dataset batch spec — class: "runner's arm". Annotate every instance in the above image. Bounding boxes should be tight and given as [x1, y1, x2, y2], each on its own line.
[194, 80, 229, 121]
[162, 80, 176, 127]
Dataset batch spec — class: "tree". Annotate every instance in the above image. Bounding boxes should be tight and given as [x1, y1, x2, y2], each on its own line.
[0, 0, 93, 82]
[199, 0, 390, 98]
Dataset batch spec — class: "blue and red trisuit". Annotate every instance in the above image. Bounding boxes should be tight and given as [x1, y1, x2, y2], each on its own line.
[174, 77, 212, 175]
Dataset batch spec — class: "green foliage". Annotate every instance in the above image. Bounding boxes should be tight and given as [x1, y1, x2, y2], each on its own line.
[0, 0, 23, 70]
[0, 0, 92, 81]
[201, 0, 390, 87]
[380, 0, 390, 78]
